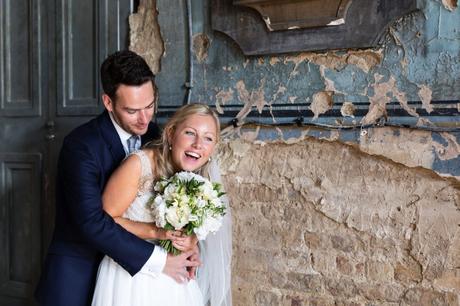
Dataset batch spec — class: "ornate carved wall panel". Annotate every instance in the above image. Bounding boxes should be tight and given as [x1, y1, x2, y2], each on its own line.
[0, 0, 42, 117]
[0, 154, 41, 301]
[212, 0, 418, 55]
[233, 0, 352, 31]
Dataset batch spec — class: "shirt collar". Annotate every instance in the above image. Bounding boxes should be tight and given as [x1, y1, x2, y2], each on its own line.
[108, 112, 132, 154]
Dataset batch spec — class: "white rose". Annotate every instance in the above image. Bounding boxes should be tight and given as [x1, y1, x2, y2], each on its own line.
[166, 205, 191, 230]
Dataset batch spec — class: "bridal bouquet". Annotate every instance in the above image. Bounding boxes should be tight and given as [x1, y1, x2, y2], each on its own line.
[150, 171, 226, 255]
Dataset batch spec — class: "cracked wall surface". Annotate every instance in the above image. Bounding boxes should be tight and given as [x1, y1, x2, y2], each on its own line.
[132, 1, 460, 304]
[129, 0, 164, 74]
[218, 138, 460, 305]
[176, 0, 460, 177]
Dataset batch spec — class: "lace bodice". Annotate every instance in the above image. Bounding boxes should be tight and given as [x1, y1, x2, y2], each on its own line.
[122, 150, 156, 223]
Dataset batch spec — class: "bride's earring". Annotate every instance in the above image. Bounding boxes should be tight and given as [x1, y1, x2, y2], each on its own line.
[169, 145, 172, 150]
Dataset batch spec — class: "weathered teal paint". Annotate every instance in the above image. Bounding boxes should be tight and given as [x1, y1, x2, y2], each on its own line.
[155, 0, 460, 177]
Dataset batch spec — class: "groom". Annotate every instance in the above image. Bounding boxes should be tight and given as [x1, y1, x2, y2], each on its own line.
[35, 50, 200, 306]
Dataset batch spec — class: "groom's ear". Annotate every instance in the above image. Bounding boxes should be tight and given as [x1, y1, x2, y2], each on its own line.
[102, 94, 114, 112]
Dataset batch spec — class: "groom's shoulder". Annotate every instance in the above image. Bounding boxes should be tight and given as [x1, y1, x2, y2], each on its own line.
[65, 111, 109, 144]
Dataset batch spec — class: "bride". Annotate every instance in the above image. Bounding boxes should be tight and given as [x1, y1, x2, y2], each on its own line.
[91, 104, 232, 306]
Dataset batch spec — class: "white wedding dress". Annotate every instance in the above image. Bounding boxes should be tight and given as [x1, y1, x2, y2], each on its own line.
[91, 150, 203, 306]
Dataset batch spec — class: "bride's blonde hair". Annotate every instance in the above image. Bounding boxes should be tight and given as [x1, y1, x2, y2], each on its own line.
[145, 103, 220, 180]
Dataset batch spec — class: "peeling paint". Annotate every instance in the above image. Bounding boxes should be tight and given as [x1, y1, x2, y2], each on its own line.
[239, 126, 260, 142]
[418, 85, 434, 113]
[310, 91, 334, 119]
[433, 132, 460, 161]
[363, 74, 419, 125]
[129, 0, 163, 74]
[215, 88, 234, 114]
[235, 79, 267, 121]
[272, 85, 286, 102]
[442, 0, 458, 11]
[341, 102, 356, 117]
[346, 50, 383, 73]
[192, 33, 210, 63]
[319, 66, 338, 93]
[285, 49, 383, 80]
[269, 57, 281, 66]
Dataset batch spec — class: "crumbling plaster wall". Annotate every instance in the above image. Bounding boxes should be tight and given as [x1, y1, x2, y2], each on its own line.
[218, 136, 460, 305]
[131, 0, 460, 304]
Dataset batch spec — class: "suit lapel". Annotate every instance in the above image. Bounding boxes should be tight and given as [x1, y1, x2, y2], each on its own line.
[97, 111, 126, 163]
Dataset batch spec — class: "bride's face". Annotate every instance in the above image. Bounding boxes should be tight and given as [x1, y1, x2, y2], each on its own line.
[169, 114, 217, 172]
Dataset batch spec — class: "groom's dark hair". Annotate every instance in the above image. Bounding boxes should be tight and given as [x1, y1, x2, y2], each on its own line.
[100, 50, 157, 103]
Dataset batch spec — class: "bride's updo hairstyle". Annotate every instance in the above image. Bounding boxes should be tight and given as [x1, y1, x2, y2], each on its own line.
[145, 103, 220, 180]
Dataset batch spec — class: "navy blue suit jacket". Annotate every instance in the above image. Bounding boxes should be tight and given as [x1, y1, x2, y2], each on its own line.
[35, 111, 161, 306]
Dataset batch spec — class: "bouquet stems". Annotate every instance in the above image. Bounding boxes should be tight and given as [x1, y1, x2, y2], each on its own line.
[159, 239, 181, 255]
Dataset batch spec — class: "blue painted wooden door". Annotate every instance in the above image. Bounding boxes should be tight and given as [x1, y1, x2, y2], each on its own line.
[0, 1, 133, 305]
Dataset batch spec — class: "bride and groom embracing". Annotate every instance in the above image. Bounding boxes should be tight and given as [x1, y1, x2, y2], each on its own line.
[35, 50, 232, 306]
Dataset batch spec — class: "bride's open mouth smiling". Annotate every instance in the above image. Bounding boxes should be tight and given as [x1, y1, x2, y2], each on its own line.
[184, 151, 201, 161]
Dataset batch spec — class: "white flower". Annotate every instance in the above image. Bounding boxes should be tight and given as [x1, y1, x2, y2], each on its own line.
[196, 198, 207, 208]
[166, 205, 191, 230]
[153, 196, 167, 227]
[211, 198, 223, 208]
[194, 215, 222, 240]
[177, 171, 201, 182]
[164, 184, 177, 198]
[154, 180, 167, 192]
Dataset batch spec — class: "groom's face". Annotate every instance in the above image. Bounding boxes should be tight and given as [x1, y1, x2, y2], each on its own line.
[103, 81, 156, 136]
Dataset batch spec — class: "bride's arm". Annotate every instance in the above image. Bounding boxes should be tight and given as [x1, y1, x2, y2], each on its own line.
[102, 154, 178, 240]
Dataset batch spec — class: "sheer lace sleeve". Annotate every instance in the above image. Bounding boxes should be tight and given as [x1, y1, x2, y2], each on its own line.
[130, 150, 154, 195]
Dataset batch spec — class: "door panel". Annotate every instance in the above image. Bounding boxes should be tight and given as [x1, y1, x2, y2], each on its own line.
[0, 0, 133, 304]
[0, 0, 43, 117]
[0, 154, 41, 304]
[57, 0, 100, 116]
[0, 0, 46, 304]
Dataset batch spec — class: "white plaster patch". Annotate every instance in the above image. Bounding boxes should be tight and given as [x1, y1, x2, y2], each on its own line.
[341, 102, 356, 118]
[418, 85, 434, 113]
[215, 88, 235, 114]
[310, 91, 334, 119]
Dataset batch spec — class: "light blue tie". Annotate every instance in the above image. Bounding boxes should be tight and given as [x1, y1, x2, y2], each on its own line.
[127, 135, 140, 154]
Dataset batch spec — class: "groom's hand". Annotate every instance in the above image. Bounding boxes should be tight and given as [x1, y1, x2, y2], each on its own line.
[163, 249, 201, 283]
[187, 246, 200, 280]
